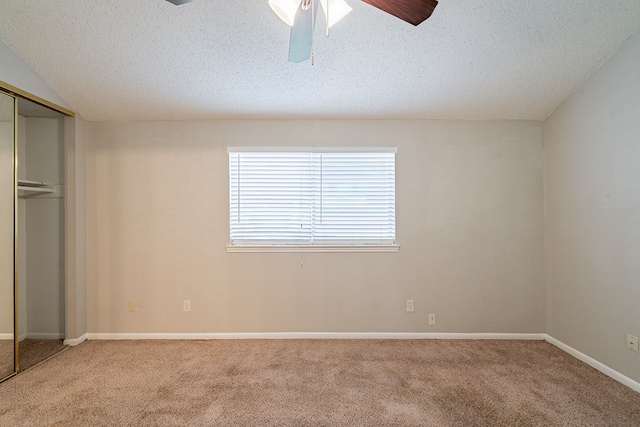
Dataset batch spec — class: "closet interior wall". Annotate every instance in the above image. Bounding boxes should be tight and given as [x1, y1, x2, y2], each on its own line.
[17, 113, 65, 342]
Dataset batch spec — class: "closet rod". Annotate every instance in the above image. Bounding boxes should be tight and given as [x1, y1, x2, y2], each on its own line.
[17, 186, 55, 194]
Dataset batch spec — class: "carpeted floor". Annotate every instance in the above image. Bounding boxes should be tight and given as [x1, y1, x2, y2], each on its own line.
[0, 340, 13, 380]
[0, 339, 639, 426]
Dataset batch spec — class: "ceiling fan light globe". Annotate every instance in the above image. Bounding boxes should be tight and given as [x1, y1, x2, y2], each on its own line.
[320, 0, 352, 28]
[269, 0, 302, 26]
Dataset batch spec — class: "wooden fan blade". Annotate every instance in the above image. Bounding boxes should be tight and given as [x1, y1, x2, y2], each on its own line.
[288, 0, 320, 63]
[362, 0, 438, 26]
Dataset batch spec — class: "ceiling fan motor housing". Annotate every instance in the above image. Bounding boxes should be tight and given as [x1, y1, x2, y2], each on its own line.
[166, 0, 196, 5]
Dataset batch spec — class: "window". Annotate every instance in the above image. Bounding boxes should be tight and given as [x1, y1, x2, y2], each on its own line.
[228, 148, 397, 252]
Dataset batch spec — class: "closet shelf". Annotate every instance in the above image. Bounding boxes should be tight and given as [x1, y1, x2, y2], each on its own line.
[18, 180, 55, 194]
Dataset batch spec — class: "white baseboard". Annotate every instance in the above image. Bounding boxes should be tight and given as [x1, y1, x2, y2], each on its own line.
[86, 332, 547, 340]
[545, 335, 640, 393]
[63, 334, 87, 346]
[0, 333, 13, 340]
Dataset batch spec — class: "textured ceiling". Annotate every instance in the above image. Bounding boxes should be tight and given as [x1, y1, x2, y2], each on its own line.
[0, 0, 639, 121]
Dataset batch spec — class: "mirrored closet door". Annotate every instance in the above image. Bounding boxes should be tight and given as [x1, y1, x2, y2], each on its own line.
[0, 90, 16, 381]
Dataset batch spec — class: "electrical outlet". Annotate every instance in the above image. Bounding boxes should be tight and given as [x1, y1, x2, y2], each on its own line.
[406, 300, 414, 312]
[128, 301, 136, 312]
[183, 300, 191, 312]
[627, 334, 639, 352]
[428, 314, 436, 326]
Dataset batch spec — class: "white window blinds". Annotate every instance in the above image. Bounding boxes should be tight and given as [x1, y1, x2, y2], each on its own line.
[229, 148, 396, 246]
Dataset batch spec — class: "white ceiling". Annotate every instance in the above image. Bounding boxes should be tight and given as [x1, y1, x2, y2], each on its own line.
[0, 0, 639, 121]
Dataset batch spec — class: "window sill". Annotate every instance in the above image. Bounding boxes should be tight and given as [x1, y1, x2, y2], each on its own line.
[226, 245, 400, 253]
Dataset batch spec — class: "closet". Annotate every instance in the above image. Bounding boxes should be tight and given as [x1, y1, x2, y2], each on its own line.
[17, 98, 66, 371]
[0, 85, 70, 382]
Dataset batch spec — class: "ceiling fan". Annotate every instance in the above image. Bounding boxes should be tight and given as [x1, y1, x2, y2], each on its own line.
[165, 0, 438, 63]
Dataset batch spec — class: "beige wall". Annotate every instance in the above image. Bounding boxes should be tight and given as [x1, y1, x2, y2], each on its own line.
[65, 115, 89, 341]
[545, 30, 640, 382]
[86, 120, 545, 334]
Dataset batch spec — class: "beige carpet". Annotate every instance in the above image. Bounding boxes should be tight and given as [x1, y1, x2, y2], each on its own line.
[0, 340, 13, 380]
[1, 339, 639, 426]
